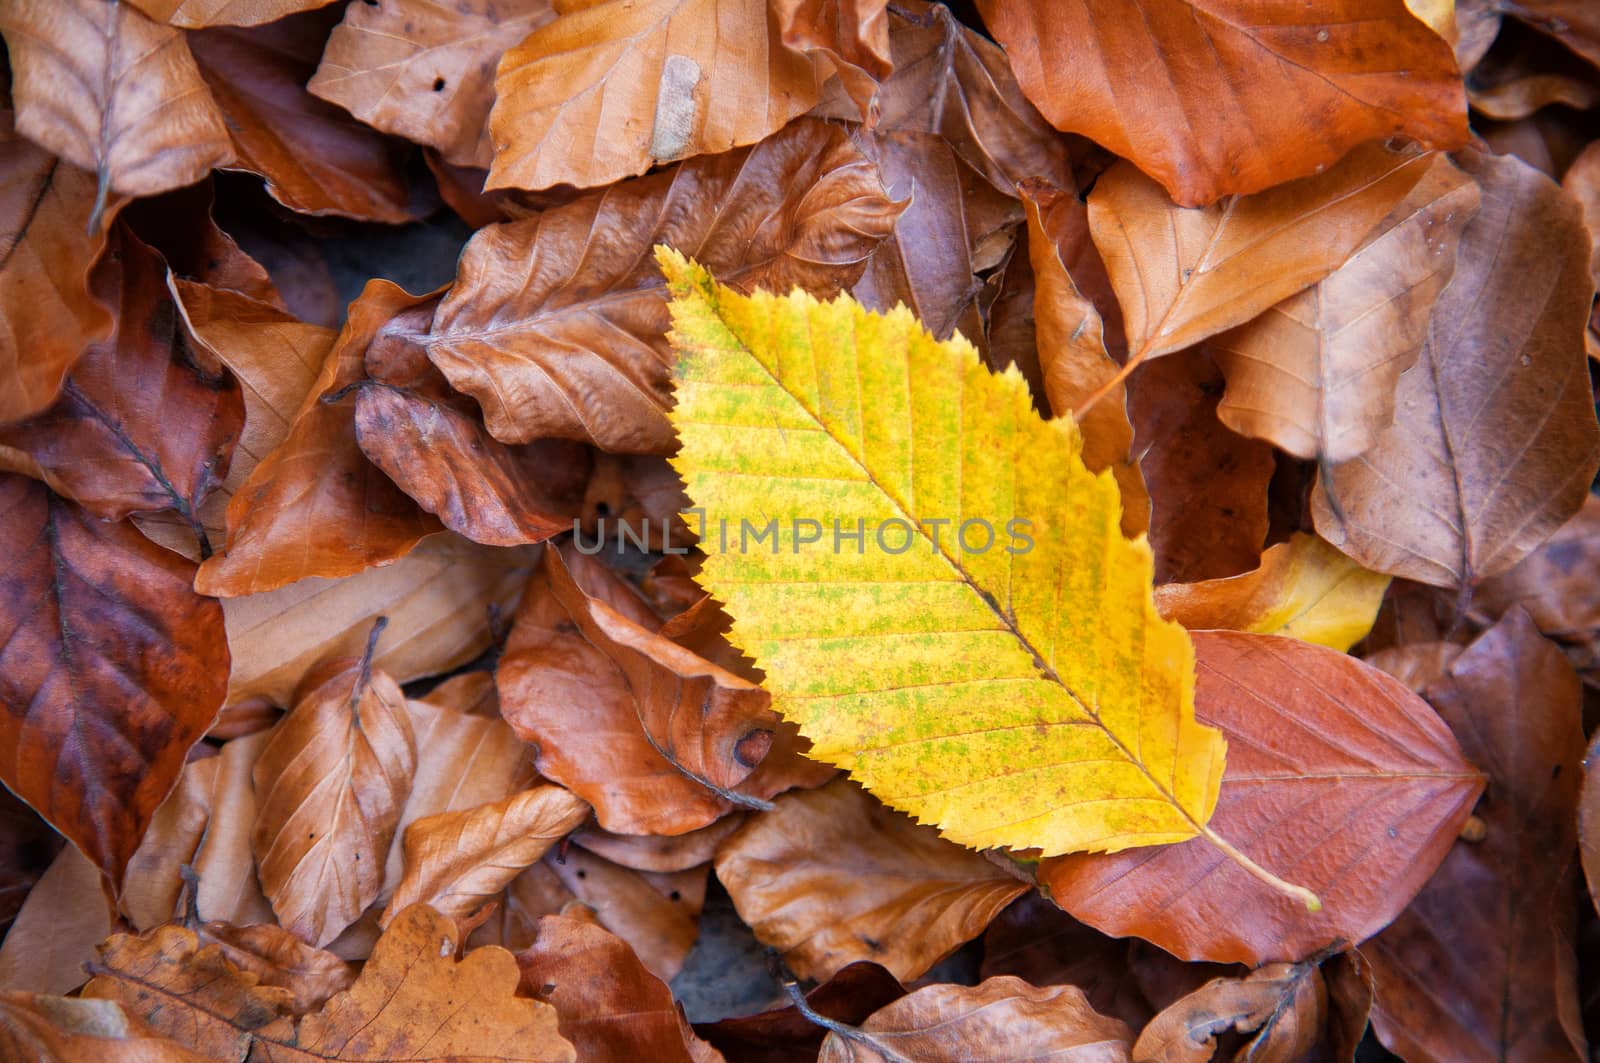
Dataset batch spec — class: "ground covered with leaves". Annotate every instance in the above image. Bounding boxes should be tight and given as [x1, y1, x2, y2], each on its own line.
[0, 0, 1598, 1060]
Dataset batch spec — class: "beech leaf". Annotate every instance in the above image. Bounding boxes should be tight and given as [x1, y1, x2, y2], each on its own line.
[126, 0, 341, 28]
[1132, 962, 1324, 1063]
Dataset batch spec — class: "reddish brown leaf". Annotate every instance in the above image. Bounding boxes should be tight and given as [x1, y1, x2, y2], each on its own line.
[715, 780, 1029, 982]
[1313, 151, 1600, 589]
[810, 0, 1069, 195]
[1563, 141, 1600, 291]
[251, 629, 417, 947]
[1508, 0, 1600, 70]
[817, 976, 1132, 1062]
[1474, 493, 1599, 655]
[0, 227, 243, 552]
[0, 993, 212, 1063]
[570, 817, 744, 874]
[0, 0, 233, 207]
[0, 111, 118, 425]
[195, 282, 442, 597]
[0, 474, 228, 892]
[1041, 630, 1483, 966]
[1133, 962, 1325, 1063]
[497, 546, 781, 836]
[487, 0, 829, 191]
[696, 962, 905, 1063]
[1128, 347, 1275, 583]
[309, 0, 553, 169]
[127, 0, 341, 27]
[426, 118, 903, 452]
[774, 0, 891, 122]
[518, 914, 709, 1063]
[1365, 610, 1587, 1062]
[190, 10, 417, 224]
[978, 0, 1466, 205]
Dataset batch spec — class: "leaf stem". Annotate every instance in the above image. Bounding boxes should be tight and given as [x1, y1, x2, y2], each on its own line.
[768, 950, 912, 1063]
[1199, 823, 1322, 911]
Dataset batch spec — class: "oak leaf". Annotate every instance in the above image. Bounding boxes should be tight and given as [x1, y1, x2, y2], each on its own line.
[382, 786, 591, 927]
[977, 0, 1467, 205]
[1364, 609, 1588, 1062]
[497, 546, 780, 835]
[714, 780, 1029, 982]
[663, 250, 1233, 857]
[1212, 153, 1480, 464]
[0, 111, 118, 424]
[0, 992, 212, 1063]
[0, 474, 229, 892]
[1040, 631, 1482, 965]
[817, 976, 1132, 1062]
[1313, 151, 1600, 589]
[251, 627, 417, 947]
[195, 282, 443, 597]
[1154, 533, 1391, 653]
[190, 10, 418, 224]
[487, 0, 828, 190]
[309, 0, 554, 169]
[426, 118, 903, 453]
[0, 0, 233, 209]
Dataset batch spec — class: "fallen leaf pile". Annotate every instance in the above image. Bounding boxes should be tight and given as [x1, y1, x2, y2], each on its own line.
[0, 0, 1597, 1060]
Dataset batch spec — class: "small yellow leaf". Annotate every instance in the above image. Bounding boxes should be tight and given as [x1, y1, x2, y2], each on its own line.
[1155, 533, 1391, 652]
[660, 248, 1226, 857]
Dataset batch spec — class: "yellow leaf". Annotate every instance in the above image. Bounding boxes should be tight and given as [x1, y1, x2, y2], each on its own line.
[1155, 533, 1391, 653]
[660, 248, 1226, 857]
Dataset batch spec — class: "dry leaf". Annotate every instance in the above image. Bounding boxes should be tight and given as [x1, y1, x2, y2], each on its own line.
[817, 976, 1132, 1062]
[0, 475, 228, 892]
[195, 282, 443, 597]
[127, 0, 341, 28]
[1313, 151, 1600, 589]
[0, 993, 212, 1063]
[310, 0, 553, 168]
[1154, 533, 1391, 653]
[192, 731, 277, 927]
[1133, 962, 1324, 1063]
[252, 630, 417, 946]
[1041, 631, 1482, 966]
[487, 0, 828, 190]
[0, 787, 63, 931]
[121, 754, 219, 930]
[1212, 153, 1481, 464]
[0, 844, 112, 996]
[714, 780, 1028, 982]
[697, 962, 905, 1063]
[427, 118, 902, 452]
[382, 786, 590, 927]
[0, 0, 232, 207]
[978, 0, 1466, 205]
[1364, 609, 1588, 1062]
[538, 846, 707, 982]
[570, 817, 744, 874]
[773, 0, 891, 123]
[1563, 141, 1600, 290]
[0, 111, 117, 424]
[191, 10, 417, 224]
[497, 547, 780, 836]
[1475, 493, 1599, 662]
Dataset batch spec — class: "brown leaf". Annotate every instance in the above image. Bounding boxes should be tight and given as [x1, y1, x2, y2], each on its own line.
[1507, 0, 1600, 70]
[191, 922, 354, 1016]
[1084, 143, 1433, 403]
[978, 0, 1466, 206]
[352, 361, 588, 547]
[1128, 347, 1275, 583]
[0, 226, 244, 552]
[1563, 141, 1600, 291]
[497, 546, 780, 835]
[0, 992, 212, 1063]
[714, 780, 1028, 982]
[126, 0, 340, 27]
[190, 10, 417, 224]
[1582, 730, 1600, 916]
[0, 474, 228, 891]
[539, 846, 707, 983]
[697, 962, 905, 1063]
[0, 786, 63, 931]
[309, 0, 553, 170]
[810, 0, 1068, 195]
[518, 913, 707, 1063]
[774, 0, 891, 123]
[1364, 609, 1587, 1062]
[1040, 631, 1483, 966]
[487, 0, 827, 190]
[427, 118, 902, 452]
[195, 282, 443, 597]
[192, 731, 276, 927]
[121, 754, 218, 930]
[222, 534, 531, 711]
[0, 844, 112, 995]
[252, 628, 417, 947]
[0, 0, 232, 207]
[571, 816, 744, 873]
[134, 281, 335, 560]
[1474, 493, 1599, 652]
[1213, 153, 1480, 463]
[1020, 177, 1147, 535]
[817, 976, 1132, 1062]
[1313, 151, 1600, 589]
[0, 111, 118, 424]
[849, 130, 1022, 355]
[382, 786, 590, 927]
[1133, 962, 1323, 1063]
